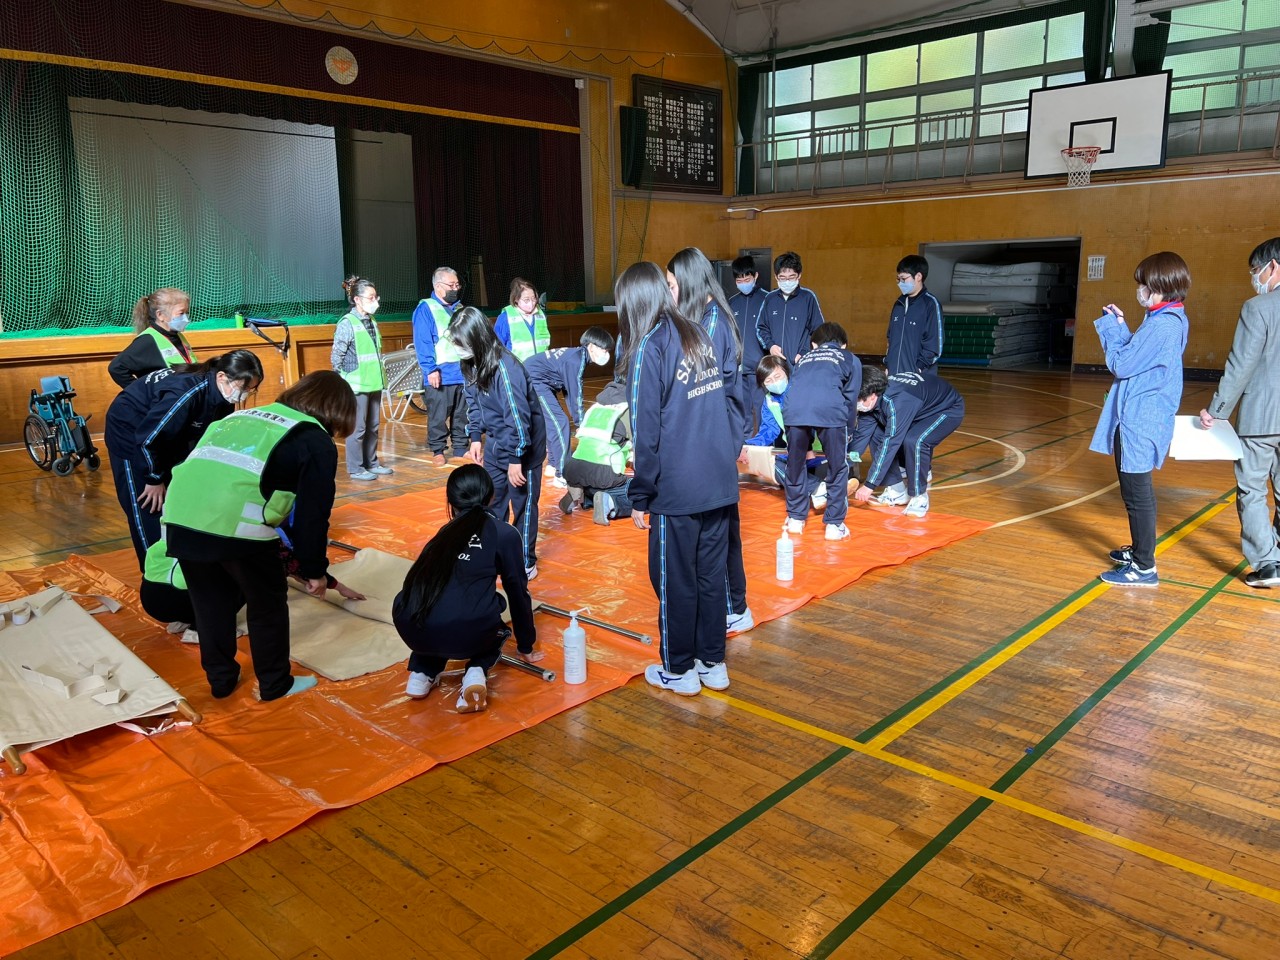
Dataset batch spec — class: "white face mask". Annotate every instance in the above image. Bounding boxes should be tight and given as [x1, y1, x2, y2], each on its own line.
[454, 344, 474, 360]
[587, 346, 610, 366]
[857, 397, 875, 413]
[1136, 286, 1159, 310]
[1252, 263, 1275, 296]
[219, 378, 246, 404]
[777, 279, 800, 295]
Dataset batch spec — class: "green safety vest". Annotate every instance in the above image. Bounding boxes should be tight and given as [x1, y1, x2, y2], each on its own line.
[337, 312, 384, 392]
[421, 298, 461, 365]
[162, 403, 321, 542]
[573, 402, 629, 473]
[143, 536, 187, 590]
[142, 326, 196, 367]
[501, 304, 550, 361]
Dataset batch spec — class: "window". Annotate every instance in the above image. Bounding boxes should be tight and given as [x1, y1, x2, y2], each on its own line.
[866, 48, 918, 92]
[920, 35, 976, 83]
[983, 21, 1047, 73]
[814, 59, 860, 99]
[1168, 0, 1245, 43]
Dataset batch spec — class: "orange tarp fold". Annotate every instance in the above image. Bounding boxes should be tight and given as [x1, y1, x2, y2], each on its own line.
[0, 485, 986, 953]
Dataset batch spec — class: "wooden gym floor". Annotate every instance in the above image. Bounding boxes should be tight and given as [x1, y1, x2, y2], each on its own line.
[4, 368, 1280, 960]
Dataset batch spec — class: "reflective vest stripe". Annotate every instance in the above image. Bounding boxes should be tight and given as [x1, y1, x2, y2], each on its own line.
[503, 305, 550, 361]
[423, 299, 461, 365]
[143, 326, 196, 366]
[573, 402, 628, 472]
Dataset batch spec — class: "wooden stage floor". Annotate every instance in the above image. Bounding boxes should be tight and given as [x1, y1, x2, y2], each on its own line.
[4, 369, 1279, 960]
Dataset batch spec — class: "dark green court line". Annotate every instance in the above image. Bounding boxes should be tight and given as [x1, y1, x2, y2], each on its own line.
[523, 746, 851, 960]
[855, 487, 1235, 744]
[805, 561, 1246, 959]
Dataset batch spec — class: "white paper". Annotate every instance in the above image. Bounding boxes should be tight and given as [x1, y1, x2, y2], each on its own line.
[1169, 416, 1244, 461]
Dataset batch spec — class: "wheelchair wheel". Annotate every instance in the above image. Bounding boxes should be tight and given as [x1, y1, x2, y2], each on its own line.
[408, 394, 427, 414]
[86, 452, 102, 471]
[24, 416, 53, 470]
[52, 455, 76, 477]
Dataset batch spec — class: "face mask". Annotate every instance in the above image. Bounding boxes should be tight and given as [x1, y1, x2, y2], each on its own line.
[168, 312, 190, 332]
[364, 301, 379, 315]
[735, 280, 755, 296]
[1252, 264, 1274, 296]
[454, 344, 474, 360]
[1136, 286, 1159, 310]
[442, 289, 461, 305]
[857, 398, 874, 413]
[765, 377, 787, 395]
[219, 379, 245, 404]
[777, 279, 799, 296]
[897, 280, 915, 296]
[588, 347, 609, 366]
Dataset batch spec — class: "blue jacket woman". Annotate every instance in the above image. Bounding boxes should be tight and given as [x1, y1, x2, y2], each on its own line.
[1089, 251, 1191, 587]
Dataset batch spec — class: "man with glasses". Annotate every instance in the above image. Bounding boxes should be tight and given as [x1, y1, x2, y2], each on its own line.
[1199, 237, 1280, 588]
[758, 251, 824, 366]
[887, 254, 944, 376]
[413, 266, 469, 466]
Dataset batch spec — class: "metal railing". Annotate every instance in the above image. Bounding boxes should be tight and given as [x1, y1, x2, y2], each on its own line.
[746, 72, 1280, 195]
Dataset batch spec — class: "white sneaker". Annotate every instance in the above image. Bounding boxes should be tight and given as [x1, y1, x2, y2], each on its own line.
[726, 607, 755, 633]
[405, 671, 438, 699]
[549, 476, 568, 490]
[643, 664, 701, 696]
[810, 482, 828, 511]
[166, 621, 190, 634]
[543, 464, 557, 479]
[695, 659, 730, 691]
[784, 517, 805, 535]
[525, 564, 538, 581]
[456, 666, 488, 712]
[904, 494, 930, 518]
[825, 522, 850, 541]
[180, 628, 200, 645]
[871, 483, 908, 506]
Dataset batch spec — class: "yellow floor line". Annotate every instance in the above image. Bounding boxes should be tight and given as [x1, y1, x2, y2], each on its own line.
[864, 497, 1234, 750]
[706, 690, 1280, 907]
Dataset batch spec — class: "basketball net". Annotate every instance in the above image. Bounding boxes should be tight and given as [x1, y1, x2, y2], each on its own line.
[1061, 146, 1101, 187]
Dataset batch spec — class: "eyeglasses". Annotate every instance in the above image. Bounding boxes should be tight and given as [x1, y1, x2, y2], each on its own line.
[896, 274, 915, 282]
[776, 272, 800, 282]
[358, 293, 380, 301]
[440, 280, 463, 290]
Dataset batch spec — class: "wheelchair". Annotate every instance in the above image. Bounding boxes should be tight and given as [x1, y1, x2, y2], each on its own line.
[24, 375, 101, 476]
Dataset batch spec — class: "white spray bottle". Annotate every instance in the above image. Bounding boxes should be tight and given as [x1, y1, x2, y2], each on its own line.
[563, 608, 588, 685]
[776, 528, 794, 582]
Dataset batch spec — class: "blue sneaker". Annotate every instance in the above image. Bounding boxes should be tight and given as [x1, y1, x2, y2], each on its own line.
[1099, 562, 1158, 587]
[1108, 545, 1134, 564]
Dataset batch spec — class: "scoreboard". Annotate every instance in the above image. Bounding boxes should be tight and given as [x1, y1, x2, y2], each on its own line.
[631, 75, 722, 194]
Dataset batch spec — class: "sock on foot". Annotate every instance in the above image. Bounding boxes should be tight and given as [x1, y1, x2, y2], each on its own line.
[284, 675, 318, 697]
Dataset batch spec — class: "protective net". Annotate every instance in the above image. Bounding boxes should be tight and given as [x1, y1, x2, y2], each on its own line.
[0, 0, 585, 336]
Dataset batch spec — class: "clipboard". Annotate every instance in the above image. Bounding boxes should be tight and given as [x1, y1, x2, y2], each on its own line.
[1169, 416, 1244, 461]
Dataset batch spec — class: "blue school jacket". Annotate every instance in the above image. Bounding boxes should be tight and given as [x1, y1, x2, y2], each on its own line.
[629, 316, 740, 516]
[464, 353, 547, 468]
[886, 286, 945, 375]
[758, 286, 824, 362]
[523, 346, 587, 426]
[784, 342, 862, 429]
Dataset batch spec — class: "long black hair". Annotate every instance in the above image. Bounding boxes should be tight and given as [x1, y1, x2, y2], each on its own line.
[667, 246, 742, 366]
[176, 349, 264, 384]
[614, 261, 706, 377]
[449, 305, 505, 392]
[399, 464, 495, 625]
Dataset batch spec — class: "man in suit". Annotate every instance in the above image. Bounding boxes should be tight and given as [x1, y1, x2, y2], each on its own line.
[1200, 237, 1280, 587]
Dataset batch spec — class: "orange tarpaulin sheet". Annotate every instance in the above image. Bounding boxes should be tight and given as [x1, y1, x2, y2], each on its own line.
[0, 486, 986, 954]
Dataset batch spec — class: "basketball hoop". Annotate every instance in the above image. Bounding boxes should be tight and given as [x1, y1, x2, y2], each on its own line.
[1061, 146, 1101, 187]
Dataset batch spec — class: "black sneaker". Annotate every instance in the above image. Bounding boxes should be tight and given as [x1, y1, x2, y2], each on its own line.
[1244, 562, 1280, 588]
[1108, 545, 1134, 564]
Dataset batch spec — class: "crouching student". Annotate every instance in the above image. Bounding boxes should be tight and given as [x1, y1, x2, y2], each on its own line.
[781, 323, 861, 541]
[393, 464, 542, 711]
[852, 367, 965, 519]
[450, 306, 547, 579]
[560, 378, 633, 525]
[164, 371, 356, 701]
[740, 356, 831, 510]
[523, 326, 614, 490]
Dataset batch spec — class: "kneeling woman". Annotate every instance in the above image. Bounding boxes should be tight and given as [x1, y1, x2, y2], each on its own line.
[163, 371, 356, 701]
[393, 464, 542, 712]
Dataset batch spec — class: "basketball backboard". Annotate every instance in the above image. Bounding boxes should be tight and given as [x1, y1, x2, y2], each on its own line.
[1025, 72, 1172, 179]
